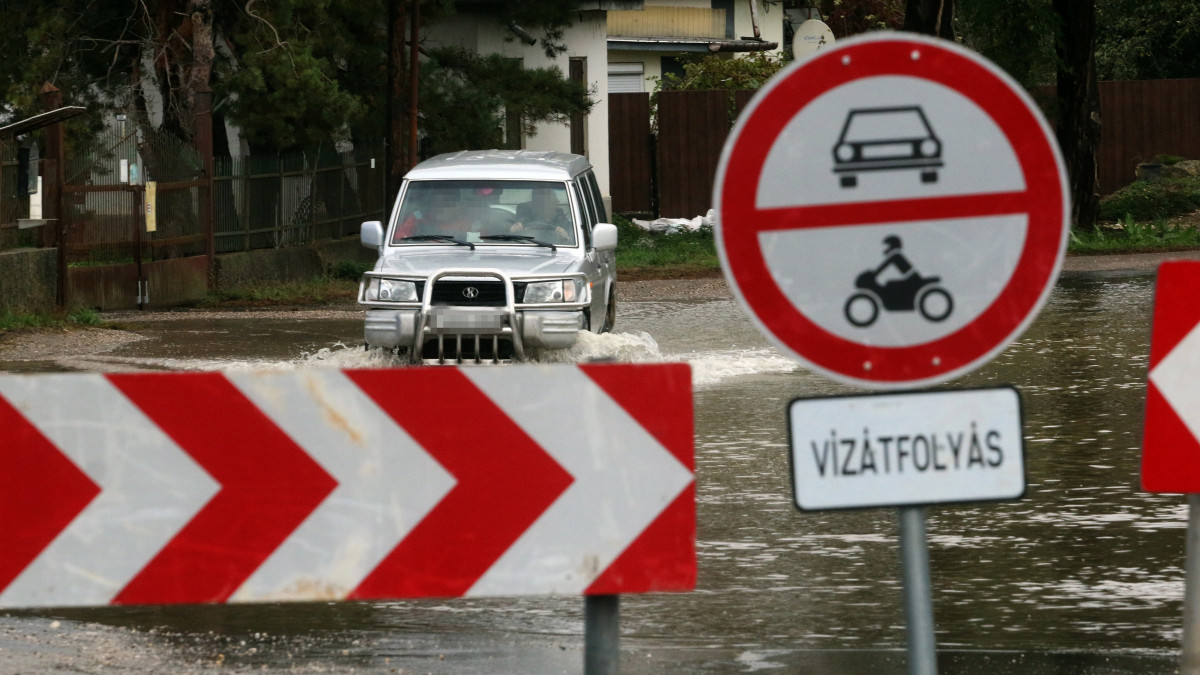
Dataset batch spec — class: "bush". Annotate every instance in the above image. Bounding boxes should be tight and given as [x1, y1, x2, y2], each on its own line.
[1098, 175, 1200, 222]
[613, 214, 719, 276]
[328, 260, 372, 281]
[1070, 214, 1200, 254]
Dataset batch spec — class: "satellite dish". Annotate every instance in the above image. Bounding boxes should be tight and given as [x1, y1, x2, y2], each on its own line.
[792, 19, 835, 58]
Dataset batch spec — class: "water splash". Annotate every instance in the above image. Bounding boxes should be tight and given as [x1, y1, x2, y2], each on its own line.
[63, 332, 799, 389]
[527, 330, 663, 364]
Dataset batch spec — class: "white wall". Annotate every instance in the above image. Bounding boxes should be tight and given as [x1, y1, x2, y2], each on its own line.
[424, 12, 612, 201]
[606, 0, 785, 94]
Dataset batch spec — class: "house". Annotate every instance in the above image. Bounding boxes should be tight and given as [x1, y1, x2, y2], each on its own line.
[424, 2, 788, 213]
[606, 1, 787, 95]
[424, 2, 636, 214]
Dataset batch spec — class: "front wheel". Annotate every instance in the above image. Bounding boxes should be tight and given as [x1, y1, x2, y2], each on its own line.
[844, 292, 879, 328]
[600, 287, 616, 334]
[918, 286, 953, 322]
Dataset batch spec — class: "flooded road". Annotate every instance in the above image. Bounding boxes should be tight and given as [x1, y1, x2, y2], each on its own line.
[0, 275, 1185, 673]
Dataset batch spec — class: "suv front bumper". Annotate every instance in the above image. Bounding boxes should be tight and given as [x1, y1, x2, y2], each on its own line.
[360, 269, 588, 363]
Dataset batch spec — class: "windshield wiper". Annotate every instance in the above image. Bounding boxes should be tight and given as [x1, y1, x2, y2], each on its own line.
[478, 234, 556, 251]
[400, 234, 474, 250]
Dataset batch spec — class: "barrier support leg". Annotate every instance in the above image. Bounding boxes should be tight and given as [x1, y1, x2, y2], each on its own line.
[585, 594, 620, 675]
[1182, 495, 1200, 674]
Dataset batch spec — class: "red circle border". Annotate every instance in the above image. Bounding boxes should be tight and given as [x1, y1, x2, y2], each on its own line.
[716, 35, 1067, 386]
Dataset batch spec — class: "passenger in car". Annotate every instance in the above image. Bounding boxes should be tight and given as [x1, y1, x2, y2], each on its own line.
[395, 190, 480, 240]
[511, 188, 570, 242]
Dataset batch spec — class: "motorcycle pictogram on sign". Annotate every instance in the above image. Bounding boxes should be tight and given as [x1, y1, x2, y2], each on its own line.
[844, 235, 954, 328]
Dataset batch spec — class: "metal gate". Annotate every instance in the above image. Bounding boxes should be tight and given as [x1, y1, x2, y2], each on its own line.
[63, 121, 208, 310]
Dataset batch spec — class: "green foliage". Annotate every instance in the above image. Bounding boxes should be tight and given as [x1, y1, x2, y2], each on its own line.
[1154, 154, 1186, 166]
[1098, 176, 1200, 222]
[0, 307, 104, 331]
[958, 0, 1059, 88]
[217, 0, 382, 151]
[1069, 214, 1200, 253]
[328, 260, 372, 282]
[491, 0, 582, 58]
[819, 0, 905, 37]
[419, 47, 593, 156]
[68, 308, 102, 326]
[614, 215, 720, 276]
[656, 52, 785, 92]
[0, 0, 593, 156]
[221, 48, 365, 151]
[1096, 0, 1200, 80]
[202, 277, 358, 306]
[954, 0, 1200, 88]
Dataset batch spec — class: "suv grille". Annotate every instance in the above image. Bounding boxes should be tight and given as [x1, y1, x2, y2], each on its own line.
[431, 280, 507, 306]
[421, 335, 515, 363]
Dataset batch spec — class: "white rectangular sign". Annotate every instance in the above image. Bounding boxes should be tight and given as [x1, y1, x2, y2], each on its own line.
[788, 387, 1025, 510]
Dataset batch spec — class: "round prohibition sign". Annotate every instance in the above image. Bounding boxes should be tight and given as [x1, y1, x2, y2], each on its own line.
[714, 33, 1069, 388]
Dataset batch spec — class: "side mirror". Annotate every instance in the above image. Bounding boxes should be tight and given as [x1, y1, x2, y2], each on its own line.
[593, 222, 618, 251]
[361, 221, 384, 249]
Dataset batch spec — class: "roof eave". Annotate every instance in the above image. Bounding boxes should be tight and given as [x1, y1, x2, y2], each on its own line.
[607, 37, 778, 53]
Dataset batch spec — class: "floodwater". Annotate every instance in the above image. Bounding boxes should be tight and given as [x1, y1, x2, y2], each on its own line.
[0, 274, 1186, 673]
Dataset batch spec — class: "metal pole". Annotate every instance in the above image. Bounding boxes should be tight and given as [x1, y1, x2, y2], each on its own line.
[584, 594, 620, 675]
[1182, 494, 1200, 673]
[899, 506, 938, 675]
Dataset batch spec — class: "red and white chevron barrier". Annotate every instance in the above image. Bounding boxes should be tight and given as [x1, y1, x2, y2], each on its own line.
[0, 363, 694, 608]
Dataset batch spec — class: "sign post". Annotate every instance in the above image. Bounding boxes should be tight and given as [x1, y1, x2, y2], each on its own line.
[900, 506, 936, 674]
[787, 387, 1026, 674]
[716, 31, 1067, 674]
[1141, 260, 1200, 673]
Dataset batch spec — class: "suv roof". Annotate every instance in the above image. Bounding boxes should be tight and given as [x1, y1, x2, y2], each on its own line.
[405, 150, 592, 181]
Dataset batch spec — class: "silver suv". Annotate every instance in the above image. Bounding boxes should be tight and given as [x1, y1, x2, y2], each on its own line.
[358, 150, 618, 364]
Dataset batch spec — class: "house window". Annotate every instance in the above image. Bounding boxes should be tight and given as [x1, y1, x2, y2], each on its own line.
[608, 62, 645, 93]
[711, 0, 734, 38]
[569, 57, 587, 157]
[660, 56, 686, 88]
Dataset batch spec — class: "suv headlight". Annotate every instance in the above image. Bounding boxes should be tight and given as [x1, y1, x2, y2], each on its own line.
[523, 279, 580, 303]
[364, 277, 418, 302]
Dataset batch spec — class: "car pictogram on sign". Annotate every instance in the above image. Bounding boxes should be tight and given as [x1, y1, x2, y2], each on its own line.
[832, 106, 943, 188]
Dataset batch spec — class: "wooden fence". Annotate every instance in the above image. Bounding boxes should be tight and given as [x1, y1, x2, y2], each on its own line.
[609, 79, 1200, 219]
[1096, 79, 1200, 194]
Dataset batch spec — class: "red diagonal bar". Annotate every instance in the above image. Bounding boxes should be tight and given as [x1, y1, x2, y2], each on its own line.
[0, 397, 100, 592]
[347, 369, 573, 599]
[107, 373, 337, 605]
[1142, 382, 1200, 493]
[752, 190, 1030, 232]
[581, 363, 696, 594]
[1147, 261, 1200, 368]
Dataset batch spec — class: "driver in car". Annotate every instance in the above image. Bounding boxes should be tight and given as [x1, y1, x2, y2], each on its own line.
[510, 188, 570, 242]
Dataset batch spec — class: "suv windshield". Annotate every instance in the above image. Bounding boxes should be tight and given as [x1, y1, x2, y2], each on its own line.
[391, 180, 577, 247]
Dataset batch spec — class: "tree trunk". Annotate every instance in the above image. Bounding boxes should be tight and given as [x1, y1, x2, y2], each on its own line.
[1053, 0, 1101, 231]
[386, 0, 408, 208]
[902, 0, 955, 39]
[184, 0, 215, 132]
